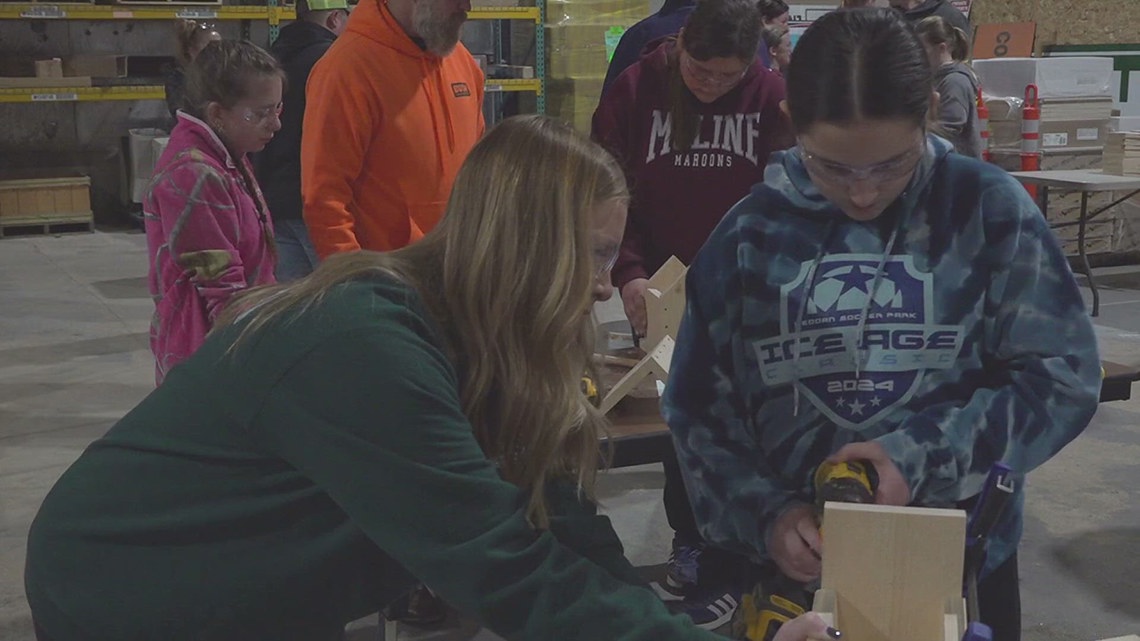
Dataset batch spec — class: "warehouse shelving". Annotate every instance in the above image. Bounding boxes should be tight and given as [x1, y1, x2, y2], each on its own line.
[0, 85, 166, 103]
[0, 3, 545, 105]
[0, 79, 539, 103]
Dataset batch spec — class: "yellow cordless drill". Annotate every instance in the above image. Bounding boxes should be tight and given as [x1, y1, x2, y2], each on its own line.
[812, 460, 876, 517]
[734, 460, 875, 641]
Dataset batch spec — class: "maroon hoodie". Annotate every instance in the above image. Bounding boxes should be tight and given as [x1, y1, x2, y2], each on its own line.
[593, 39, 793, 289]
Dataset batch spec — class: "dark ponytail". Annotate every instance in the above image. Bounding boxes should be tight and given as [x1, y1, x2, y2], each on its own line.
[916, 15, 970, 62]
[668, 0, 763, 150]
[785, 7, 932, 133]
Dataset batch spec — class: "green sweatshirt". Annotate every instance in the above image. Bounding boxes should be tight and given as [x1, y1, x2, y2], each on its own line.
[26, 277, 717, 641]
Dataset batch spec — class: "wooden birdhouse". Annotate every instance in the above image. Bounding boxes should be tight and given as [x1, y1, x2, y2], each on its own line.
[643, 256, 687, 350]
[813, 503, 968, 641]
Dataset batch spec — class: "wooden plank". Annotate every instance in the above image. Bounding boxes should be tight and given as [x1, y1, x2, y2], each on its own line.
[820, 503, 967, 641]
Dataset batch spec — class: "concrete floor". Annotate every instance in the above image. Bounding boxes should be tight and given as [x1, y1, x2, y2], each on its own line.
[2, 229, 1139, 641]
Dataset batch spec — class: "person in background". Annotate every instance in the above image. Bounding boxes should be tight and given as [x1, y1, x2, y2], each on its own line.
[31, 114, 731, 641]
[663, 9, 1099, 641]
[602, 0, 696, 95]
[143, 40, 282, 385]
[889, 0, 970, 41]
[761, 23, 791, 74]
[916, 15, 983, 158]
[755, 0, 789, 68]
[603, 0, 788, 96]
[592, 0, 793, 629]
[165, 19, 221, 122]
[839, 0, 874, 8]
[256, 0, 350, 282]
[301, 0, 485, 259]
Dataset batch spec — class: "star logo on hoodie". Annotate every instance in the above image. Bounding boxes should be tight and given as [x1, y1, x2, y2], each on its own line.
[753, 253, 964, 430]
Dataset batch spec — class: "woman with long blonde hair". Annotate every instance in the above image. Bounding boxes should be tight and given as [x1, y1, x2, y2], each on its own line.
[24, 115, 735, 641]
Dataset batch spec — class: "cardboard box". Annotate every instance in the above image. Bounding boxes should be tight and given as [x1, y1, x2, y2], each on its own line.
[546, 74, 606, 134]
[0, 175, 92, 222]
[546, 0, 646, 26]
[991, 147, 1103, 173]
[547, 25, 616, 77]
[974, 57, 1114, 101]
[989, 118, 1110, 151]
[63, 55, 170, 79]
[34, 58, 63, 79]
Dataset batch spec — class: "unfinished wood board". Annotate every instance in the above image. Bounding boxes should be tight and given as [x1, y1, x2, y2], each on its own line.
[644, 256, 686, 350]
[599, 336, 674, 414]
[971, 0, 1140, 51]
[820, 502, 967, 641]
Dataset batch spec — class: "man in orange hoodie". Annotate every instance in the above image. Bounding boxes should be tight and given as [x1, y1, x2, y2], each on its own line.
[301, 0, 485, 257]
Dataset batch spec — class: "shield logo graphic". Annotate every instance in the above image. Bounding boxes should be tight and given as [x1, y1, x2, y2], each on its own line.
[757, 253, 960, 431]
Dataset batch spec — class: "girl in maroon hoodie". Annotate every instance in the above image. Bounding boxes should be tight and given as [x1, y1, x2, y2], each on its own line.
[591, 0, 792, 628]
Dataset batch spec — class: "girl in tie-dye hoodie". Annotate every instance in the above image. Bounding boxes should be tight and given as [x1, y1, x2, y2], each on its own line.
[662, 9, 1100, 641]
[145, 40, 283, 385]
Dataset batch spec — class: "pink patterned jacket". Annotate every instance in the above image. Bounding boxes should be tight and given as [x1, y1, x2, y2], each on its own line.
[144, 112, 276, 385]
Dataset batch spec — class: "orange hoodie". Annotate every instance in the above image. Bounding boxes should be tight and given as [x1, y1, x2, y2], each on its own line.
[301, 0, 485, 257]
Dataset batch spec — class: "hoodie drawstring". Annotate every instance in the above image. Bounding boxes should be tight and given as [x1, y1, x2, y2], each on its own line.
[791, 218, 838, 417]
[789, 215, 903, 416]
[852, 224, 901, 379]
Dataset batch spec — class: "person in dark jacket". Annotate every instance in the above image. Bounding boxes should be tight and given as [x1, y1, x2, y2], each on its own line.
[256, 0, 349, 282]
[602, 0, 696, 95]
[592, 0, 793, 629]
[916, 15, 982, 158]
[755, 0, 789, 69]
[889, 0, 971, 43]
[603, 0, 789, 95]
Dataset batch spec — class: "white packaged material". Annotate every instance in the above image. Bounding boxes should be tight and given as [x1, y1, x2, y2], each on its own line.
[128, 128, 167, 204]
[973, 57, 1114, 100]
[1110, 116, 1140, 133]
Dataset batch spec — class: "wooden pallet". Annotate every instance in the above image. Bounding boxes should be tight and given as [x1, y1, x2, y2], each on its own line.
[0, 215, 94, 238]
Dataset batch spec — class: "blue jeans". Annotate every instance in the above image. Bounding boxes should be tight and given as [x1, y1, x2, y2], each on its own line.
[274, 218, 320, 282]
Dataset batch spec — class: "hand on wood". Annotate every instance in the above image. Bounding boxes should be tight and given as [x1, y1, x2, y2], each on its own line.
[620, 278, 650, 339]
[827, 441, 911, 507]
[768, 502, 822, 583]
[774, 613, 838, 641]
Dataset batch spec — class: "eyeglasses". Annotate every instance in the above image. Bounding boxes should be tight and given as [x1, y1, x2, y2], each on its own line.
[241, 102, 283, 127]
[799, 137, 926, 187]
[593, 245, 619, 279]
[681, 53, 750, 88]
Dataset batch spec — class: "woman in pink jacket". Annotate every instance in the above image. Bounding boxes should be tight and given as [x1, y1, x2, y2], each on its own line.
[145, 39, 284, 384]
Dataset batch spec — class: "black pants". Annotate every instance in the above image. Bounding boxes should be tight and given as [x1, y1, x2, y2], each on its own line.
[663, 443, 750, 589]
[977, 552, 1022, 641]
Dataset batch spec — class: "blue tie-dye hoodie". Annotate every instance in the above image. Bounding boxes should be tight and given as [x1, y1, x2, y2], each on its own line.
[662, 134, 1101, 577]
